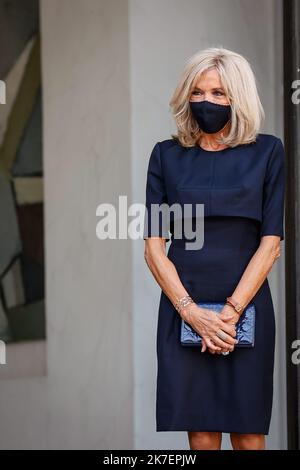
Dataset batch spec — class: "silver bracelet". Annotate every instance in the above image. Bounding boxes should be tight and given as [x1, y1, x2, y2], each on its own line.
[174, 295, 195, 315]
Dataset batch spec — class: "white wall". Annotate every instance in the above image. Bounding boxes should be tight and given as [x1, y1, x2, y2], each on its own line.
[131, 0, 286, 450]
[0, 0, 133, 449]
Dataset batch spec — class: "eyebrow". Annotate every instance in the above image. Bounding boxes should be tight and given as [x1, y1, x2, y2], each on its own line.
[193, 86, 224, 91]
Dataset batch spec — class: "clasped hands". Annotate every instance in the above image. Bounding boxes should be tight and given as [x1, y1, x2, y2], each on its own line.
[183, 303, 240, 355]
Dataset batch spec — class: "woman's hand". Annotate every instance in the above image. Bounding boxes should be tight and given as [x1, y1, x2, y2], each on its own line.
[214, 305, 241, 354]
[182, 304, 238, 354]
[219, 304, 240, 326]
[202, 337, 222, 355]
[206, 306, 240, 354]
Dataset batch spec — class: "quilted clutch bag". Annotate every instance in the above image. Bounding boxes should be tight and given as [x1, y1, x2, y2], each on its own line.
[180, 301, 256, 347]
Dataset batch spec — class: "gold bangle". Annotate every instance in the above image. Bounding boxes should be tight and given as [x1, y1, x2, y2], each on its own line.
[226, 296, 246, 315]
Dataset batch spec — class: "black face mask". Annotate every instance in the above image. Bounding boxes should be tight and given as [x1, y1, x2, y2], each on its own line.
[189, 100, 231, 134]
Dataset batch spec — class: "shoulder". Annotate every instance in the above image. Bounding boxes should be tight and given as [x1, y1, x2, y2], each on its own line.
[254, 133, 285, 168]
[256, 134, 285, 182]
[255, 132, 284, 150]
[156, 137, 180, 153]
[148, 138, 181, 166]
[148, 138, 178, 163]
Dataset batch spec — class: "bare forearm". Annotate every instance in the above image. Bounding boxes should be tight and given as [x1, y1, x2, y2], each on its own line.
[144, 239, 239, 352]
[144, 247, 190, 317]
[229, 238, 281, 308]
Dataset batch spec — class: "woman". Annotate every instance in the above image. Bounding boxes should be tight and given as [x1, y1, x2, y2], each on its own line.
[143, 47, 285, 450]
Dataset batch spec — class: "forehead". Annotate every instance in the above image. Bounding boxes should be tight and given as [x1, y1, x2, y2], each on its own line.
[193, 69, 223, 89]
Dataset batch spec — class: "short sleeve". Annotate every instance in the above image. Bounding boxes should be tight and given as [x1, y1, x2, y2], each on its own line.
[260, 137, 285, 240]
[143, 142, 170, 240]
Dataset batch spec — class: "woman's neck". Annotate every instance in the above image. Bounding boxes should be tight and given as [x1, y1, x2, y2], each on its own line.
[198, 123, 231, 150]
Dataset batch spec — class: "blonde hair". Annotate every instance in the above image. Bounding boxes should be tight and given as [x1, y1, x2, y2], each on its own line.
[169, 47, 265, 147]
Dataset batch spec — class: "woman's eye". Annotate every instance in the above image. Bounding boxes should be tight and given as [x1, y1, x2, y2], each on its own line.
[191, 90, 224, 96]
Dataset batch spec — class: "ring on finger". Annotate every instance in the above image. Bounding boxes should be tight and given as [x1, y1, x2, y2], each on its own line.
[216, 329, 227, 341]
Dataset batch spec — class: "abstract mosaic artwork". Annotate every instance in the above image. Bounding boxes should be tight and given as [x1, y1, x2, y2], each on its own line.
[0, 0, 45, 342]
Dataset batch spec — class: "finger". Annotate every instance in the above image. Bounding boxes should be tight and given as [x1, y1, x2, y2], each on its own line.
[221, 316, 236, 325]
[214, 329, 237, 345]
[201, 339, 207, 353]
[218, 321, 237, 338]
[204, 337, 222, 352]
[212, 335, 236, 350]
[220, 345, 235, 354]
[218, 314, 236, 325]
[222, 323, 237, 337]
[208, 345, 217, 354]
[207, 339, 217, 354]
[211, 345, 224, 354]
[219, 313, 234, 321]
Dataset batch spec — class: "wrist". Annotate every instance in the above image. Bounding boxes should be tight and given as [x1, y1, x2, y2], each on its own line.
[174, 294, 195, 318]
[226, 296, 246, 315]
[223, 304, 241, 324]
[180, 303, 196, 322]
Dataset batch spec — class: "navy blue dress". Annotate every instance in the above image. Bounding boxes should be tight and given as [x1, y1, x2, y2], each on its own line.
[143, 133, 285, 434]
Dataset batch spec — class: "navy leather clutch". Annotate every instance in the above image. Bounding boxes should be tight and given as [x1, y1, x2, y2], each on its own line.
[180, 301, 256, 347]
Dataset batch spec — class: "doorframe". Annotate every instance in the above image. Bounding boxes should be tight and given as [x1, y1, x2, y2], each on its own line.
[283, 0, 300, 451]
